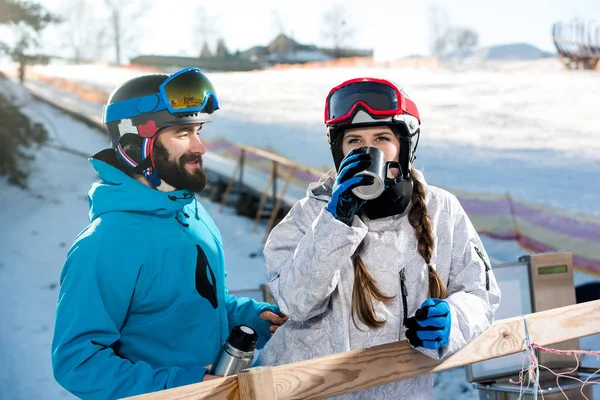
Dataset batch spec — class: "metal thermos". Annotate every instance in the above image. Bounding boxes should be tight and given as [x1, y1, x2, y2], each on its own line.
[210, 325, 258, 377]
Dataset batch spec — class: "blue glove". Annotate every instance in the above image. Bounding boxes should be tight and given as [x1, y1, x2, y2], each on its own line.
[405, 298, 451, 350]
[325, 148, 374, 225]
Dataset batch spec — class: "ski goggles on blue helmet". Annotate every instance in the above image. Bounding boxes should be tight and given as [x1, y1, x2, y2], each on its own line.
[103, 67, 220, 124]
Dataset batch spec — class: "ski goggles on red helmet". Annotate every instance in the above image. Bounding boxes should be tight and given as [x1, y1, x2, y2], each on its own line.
[103, 67, 220, 124]
[324, 78, 420, 129]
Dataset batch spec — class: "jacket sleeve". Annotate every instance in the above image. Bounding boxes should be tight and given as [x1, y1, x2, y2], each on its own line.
[224, 284, 280, 349]
[417, 196, 501, 360]
[264, 198, 368, 322]
[51, 231, 206, 400]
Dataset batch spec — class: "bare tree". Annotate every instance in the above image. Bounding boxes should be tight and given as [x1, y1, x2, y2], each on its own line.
[200, 42, 212, 58]
[321, 2, 355, 58]
[215, 38, 229, 58]
[57, 0, 106, 63]
[104, 0, 147, 65]
[427, 2, 479, 58]
[454, 27, 479, 53]
[427, 0, 450, 57]
[271, 7, 286, 37]
[91, 28, 110, 61]
[195, 6, 217, 57]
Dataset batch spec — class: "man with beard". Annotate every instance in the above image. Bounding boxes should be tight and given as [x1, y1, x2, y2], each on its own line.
[51, 68, 286, 400]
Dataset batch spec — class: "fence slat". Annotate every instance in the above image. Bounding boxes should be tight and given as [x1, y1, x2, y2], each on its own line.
[125, 300, 600, 400]
[124, 375, 238, 400]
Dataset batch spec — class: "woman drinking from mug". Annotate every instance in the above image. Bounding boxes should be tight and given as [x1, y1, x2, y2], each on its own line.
[256, 78, 501, 400]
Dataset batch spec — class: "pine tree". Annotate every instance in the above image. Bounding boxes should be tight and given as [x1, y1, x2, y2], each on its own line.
[0, 0, 56, 187]
[0, 0, 60, 83]
[0, 72, 49, 187]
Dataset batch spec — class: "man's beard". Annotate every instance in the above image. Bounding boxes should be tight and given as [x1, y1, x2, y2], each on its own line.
[153, 140, 207, 192]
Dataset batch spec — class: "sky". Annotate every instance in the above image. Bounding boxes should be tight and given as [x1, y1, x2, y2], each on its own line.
[7, 0, 600, 61]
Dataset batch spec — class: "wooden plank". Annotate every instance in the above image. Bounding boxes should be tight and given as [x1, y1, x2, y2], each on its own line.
[238, 367, 277, 400]
[124, 300, 600, 400]
[123, 375, 239, 400]
[270, 299, 600, 399]
[237, 144, 324, 178]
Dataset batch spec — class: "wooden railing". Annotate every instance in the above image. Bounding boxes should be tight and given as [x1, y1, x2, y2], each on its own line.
[219, 143, 326, 242]
[126, 300, 600, 400]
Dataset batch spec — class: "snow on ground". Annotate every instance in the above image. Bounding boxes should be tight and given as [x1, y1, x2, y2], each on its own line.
[1, 60, 599, 399]
[30, 59, 600, 159]
[27, 59, 600, 216]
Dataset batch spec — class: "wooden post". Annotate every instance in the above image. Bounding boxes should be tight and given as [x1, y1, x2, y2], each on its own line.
[271, 162, 278, 209]
[238, 367, 277, 400]
[254, 162, 276, 231]
[263, 166, 296, 243]
[238, 150, 245, 193]
[220, 150, 245, 212]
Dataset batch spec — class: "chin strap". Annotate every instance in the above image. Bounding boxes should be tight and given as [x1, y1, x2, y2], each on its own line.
[361, 175, 414, 220]
[145, 168, 162, 188]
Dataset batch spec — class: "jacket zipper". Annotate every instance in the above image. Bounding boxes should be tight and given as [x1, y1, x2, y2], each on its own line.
[400, 269, 408, 325]
[474, 246, 491, 291]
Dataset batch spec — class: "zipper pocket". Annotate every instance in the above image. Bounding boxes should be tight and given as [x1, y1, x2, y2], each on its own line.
[474, 246, 491, 291]
[400, 268, 408, 325]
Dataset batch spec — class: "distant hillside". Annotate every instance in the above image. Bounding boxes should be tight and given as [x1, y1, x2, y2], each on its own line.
[444, 43, 555, 62]
[477, 43, 554, 60]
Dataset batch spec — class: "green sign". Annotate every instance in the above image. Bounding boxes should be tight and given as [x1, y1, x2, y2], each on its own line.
[538, 265, 568, 275]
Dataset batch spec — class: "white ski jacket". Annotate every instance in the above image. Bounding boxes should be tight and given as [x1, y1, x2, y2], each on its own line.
[257, 172, 501, 399]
